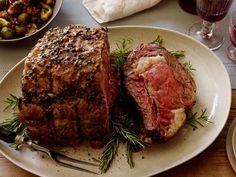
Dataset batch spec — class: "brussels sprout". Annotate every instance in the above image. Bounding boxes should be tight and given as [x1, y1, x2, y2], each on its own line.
[7, 1, 23, 15]
[40, 2, 52, 21]
[0, 18, 9, 27]
[18, 13, 30, 23]
[1, 27, 15, 39]
[15, 25, 26, 36]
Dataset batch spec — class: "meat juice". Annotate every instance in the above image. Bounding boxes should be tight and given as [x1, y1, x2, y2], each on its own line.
[178, 0, 197, 14]
[229, 12, 236, 47]
[196, 0, 232, 23]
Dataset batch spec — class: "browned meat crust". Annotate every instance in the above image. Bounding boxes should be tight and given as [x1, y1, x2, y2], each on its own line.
[18, 25, 114, 146]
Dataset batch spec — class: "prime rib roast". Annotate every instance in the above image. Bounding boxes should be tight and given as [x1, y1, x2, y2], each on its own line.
[17, 25, 117, 147]
[17, 24, 196, 147]
[124, 43, 196, 141]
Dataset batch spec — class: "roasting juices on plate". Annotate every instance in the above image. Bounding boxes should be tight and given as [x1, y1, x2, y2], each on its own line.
[1, 24, 201, 173]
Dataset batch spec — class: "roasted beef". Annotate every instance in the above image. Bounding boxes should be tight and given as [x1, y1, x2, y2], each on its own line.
[124, 43, 196, 140]
[17, 25, 116, 146]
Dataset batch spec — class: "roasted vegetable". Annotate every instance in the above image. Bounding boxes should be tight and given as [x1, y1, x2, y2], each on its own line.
[0, 17, 9, 27]
[7, 1, 23, 15]
[18, 13, 31, 23]
[40, 2, 52, 21]
[1, 27, 15, 39]
[0, 0, 55, 40]
[15, 25, 26, 36]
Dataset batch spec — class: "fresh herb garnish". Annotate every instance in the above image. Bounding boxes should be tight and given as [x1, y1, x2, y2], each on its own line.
[100, 112, 146, 173]
[152, 35, 184, 59]
[186, 108, 212, 130]
[126, 142, 134, 168]
[99, 77, 146, 173]
[170, 50, 185, 59]
[1, 95, 24, 134]
[111, 118, 145, 149]
[1, 116, 24, 134]
[113, 38, 133, 76]
[183, 61, 196, 75]
[99, 132, 119, 173]
[152, 35, 163, 45]
[4, 94, 20, 111]
[170, 50, 195, 74]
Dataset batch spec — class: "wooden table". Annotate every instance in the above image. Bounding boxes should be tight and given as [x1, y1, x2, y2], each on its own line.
[1, 92, 236, 177]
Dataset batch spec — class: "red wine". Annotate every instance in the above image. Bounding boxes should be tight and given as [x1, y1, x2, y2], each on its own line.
[196, 0, 232, 23]
[229, 26, 236, 46]
[178, 0, 197, 15]
[229, 12, 236, 47]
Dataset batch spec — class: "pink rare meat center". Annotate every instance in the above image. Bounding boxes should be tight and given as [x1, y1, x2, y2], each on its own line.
[140, 61, 187, 133]
[141, 62, 185, 110]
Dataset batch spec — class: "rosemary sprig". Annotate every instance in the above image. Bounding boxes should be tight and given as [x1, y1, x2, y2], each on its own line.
[112, 119, 145, 149]
[99, 132, 119, 173]
[114, 37, 133, 55]
[113, 38, 133, 75]
[152, 35, 163, 45]
[1, 95, 24, 134]
[170, 50, 185, 59]
[4, 94, 20, 111]
[183, 61, 196, 75]
[186, 108, 212, 130]
[0, 114, 24, 134]
[126, 142, 134, 168]
[100, 114, 146, 173]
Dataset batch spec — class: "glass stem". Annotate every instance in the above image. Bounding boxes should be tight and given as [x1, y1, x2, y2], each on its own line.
[200, 20, 215, 39]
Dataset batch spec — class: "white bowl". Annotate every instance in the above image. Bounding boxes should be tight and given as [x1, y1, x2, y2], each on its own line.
[0, 0, 63, 42]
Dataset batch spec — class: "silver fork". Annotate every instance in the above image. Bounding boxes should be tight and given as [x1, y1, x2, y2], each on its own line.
[0, 126, 100, 175]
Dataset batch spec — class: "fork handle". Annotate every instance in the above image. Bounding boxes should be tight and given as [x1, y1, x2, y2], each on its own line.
[0, 126, 17, 143]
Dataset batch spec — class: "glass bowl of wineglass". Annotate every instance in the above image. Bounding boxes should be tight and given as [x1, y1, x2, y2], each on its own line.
[228, 10, 236, 61]
[188, 0, 233, 50]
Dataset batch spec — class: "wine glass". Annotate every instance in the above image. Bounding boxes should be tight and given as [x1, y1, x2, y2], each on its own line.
[228, 10, 236, 61]
[188, 0, 233, 50]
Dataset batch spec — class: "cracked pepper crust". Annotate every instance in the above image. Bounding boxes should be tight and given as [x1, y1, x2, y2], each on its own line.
[18, 25, 112, 146]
